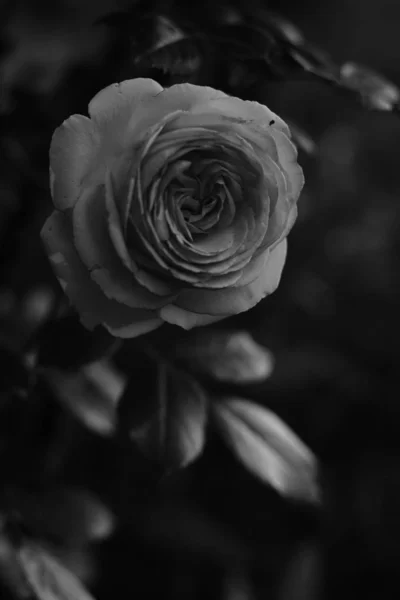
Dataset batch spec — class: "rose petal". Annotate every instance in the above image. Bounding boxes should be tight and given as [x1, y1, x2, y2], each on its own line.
[119, 83, 227, 149]
[72, 184, 172, 309]
[89, 78, 164, 129]
[159, 304, 224, 329]
[176, 240, 287, 316]
[267, 129, 304, 201]
[104, 171, 138, 273]
[191, 96, 291, 136]
[167, 107, 303, 207]
[50, 115, 100, 211]
[159, 83, 228, 110]
[41, 211, 163, 337]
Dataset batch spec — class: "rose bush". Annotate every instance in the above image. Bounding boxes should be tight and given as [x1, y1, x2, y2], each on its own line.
[41, 79, 304, 338]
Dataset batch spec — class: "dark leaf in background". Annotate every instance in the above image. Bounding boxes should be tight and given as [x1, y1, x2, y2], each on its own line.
[262, 13, 304, 46]
[0, 345, 31, 396]
[277, 541, 321, 600]
[94, 10, 133, 29]
[173, 330, 274, 385]
[222, 569, 254, 600]
[17, 541, 95, 600]
[209, 23, 277, 62]
[286, 121, 317, 155]
[145, 15, 186, 53]
[136, 503, 250, 564]
[340, 62, 400, 111]
[285, 46, 339, 84]
[43, 359, 125, 437]
[212, 398, 319, 503]
[0, 528, 31, 599]
[37, 315, 121, 370]
[11, 486, 114, 546]
[136, 35, 202, 77]
[119, 360, 207, 471]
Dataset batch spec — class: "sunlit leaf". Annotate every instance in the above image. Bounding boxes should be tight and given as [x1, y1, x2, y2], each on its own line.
[174, 330, 274, 384]
[43, 359, 126, 436]
[119, 359, 207, 471]
[213, 398, 319, 503]
[340, 62, 400, 111]
[17, 542, 95, 600]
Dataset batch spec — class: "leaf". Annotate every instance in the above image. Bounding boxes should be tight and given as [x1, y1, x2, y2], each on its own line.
[286, 46, 339, 84]
[151, 15, 187, 52]
[0, 345, 31, 396]
[277, 542, 321, 600]
[137, 37, 202, 76]
[17, 542, 95, 600]
[37, 315, 121, 370]
[0, 530, 31, 599]
[134, 15, 202, 76]
[118, 359, 207, 471]
[43, 359, 126, 437]
[209, 23, 277, 61]
[286, 121, 317, 155]
[340, 62, 400, 111]
[11, 486, 114, 545]
[94, 10, 132, 28]
[264, 13, 305, 46]
[173, 330, 274, 384]
[212, 398, 319, 503]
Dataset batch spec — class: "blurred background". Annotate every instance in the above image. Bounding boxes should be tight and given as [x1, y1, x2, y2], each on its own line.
[2, 0, 400, 599]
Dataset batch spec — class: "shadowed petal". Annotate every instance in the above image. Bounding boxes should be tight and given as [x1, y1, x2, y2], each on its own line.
[176, 240, 287, 316]
[50, 115, 100, 211]
[41, 211, 163, 338]
[72, 184, 172, 309]
[267, 129, 304, 201]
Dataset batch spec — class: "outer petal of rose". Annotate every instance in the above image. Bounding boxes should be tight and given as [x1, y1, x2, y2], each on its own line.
[72, 184, 173, 309]
[175, 239, 287, 316]
[190, 96, 291, 136]
[159, 305, 225, 330]
[155, 83, 228, 111]
[88, 78, 164, 129]
[41, 211, 163, 337]
[123, 83, 229, 141]
[104, 169, 177, 297]
[232, 248, 270, 288]
[50, 115, 100, 211]
[267, 128, 304, 201]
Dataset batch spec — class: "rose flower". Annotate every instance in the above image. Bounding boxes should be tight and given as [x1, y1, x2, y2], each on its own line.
[41, 79, 304, 338]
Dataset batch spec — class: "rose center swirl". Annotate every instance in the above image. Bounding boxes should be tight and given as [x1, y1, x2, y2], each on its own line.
[159, 153, 240, 240]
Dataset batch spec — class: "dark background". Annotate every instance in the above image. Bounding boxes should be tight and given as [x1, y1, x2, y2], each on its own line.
[2, 0, 400, 599]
